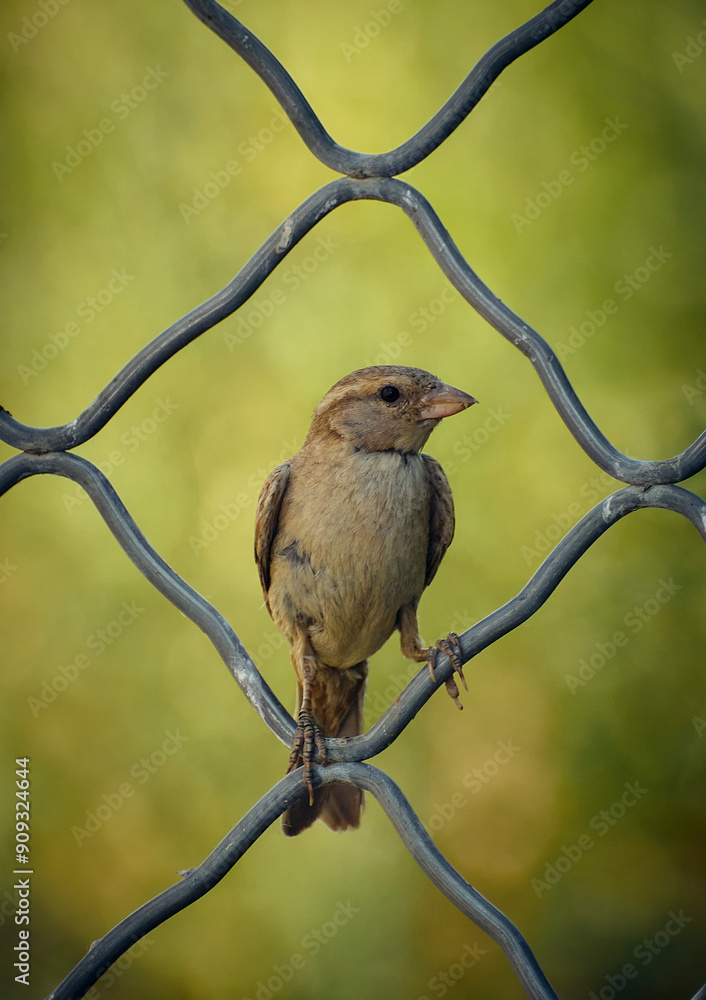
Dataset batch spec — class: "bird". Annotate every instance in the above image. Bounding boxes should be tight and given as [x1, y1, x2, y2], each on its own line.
[254, 365, 477, 836]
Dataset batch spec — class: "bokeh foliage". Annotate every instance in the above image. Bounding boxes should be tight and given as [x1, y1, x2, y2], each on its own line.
[0, 1, 705, 998]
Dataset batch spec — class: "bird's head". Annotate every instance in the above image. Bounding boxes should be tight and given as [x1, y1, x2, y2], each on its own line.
[305, 366, 477, 454]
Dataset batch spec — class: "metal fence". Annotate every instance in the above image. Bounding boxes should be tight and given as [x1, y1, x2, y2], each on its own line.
[1, 1, 705, 998]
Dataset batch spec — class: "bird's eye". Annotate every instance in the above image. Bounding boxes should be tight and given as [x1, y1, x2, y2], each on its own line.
[379, 385, 400, 404]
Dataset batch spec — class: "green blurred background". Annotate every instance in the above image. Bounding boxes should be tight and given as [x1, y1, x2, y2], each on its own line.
[1, 1, 705, 997]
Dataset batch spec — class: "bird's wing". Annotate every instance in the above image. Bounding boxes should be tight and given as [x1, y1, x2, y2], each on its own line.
[422, 453, 455, 588]
[254, 461, 291, 598]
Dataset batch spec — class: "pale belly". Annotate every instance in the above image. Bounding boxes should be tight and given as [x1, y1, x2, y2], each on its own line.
[267, 451, 430, 668]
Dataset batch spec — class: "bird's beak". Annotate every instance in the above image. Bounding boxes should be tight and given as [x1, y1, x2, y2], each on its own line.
[418, 383, 478, 421]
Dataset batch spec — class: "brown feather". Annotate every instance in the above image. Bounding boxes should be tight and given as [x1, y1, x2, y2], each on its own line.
[422, 453, 456, 588]
[254, 461, 290, 603]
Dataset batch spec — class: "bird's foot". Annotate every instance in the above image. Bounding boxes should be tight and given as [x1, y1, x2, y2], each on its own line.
[427, 632, 467, 710]
[286, 709, 328, 805]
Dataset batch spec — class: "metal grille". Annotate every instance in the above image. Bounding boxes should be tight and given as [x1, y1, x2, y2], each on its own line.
[1, 1, 705, 998]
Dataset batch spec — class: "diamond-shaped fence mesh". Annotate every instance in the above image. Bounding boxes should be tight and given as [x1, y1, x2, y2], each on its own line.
[1, 1, 705, 998]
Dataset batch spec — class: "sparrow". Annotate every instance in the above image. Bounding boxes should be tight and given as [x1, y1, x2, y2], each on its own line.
[254, 365, 476, 836]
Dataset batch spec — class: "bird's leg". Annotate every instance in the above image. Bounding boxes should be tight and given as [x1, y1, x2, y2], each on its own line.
[397, 604, 467, 710]
[427, 632, 467, 710]
[287, 619, 328, 805]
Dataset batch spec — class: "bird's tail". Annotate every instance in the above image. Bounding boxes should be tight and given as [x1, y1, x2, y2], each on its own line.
[282, 661, 368, 837]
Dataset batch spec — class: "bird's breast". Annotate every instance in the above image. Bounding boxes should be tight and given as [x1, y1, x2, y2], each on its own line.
[268, 450, 431, 667]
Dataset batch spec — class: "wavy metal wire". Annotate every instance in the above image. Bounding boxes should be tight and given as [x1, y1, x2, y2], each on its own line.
[0, 1, 703, 998]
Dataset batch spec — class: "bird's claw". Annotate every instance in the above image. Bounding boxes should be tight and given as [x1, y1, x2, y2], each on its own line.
[427, 632, 467, 710]
[287, 709, 328, 805]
